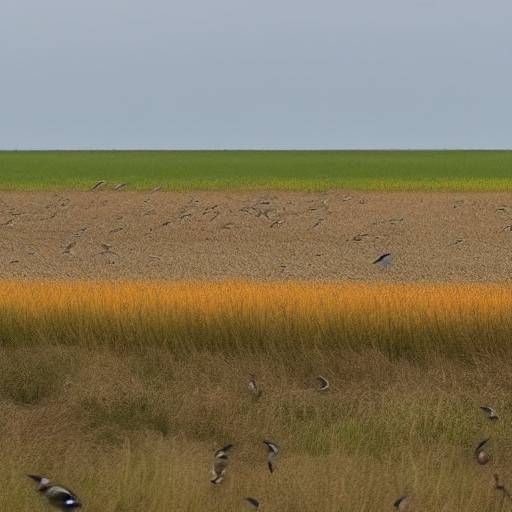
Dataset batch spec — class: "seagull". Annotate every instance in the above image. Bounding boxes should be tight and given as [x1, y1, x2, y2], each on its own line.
[28, 475, 82, 510]
[494, 474, 512, 500]
[90, 180, 106, 191]
[480, 406, 499, 420]
[393, 495, 411, 510]
[263, 440, 279, 473]
[249, 375, 262, 397]
[373, 253, 393, 268]
[316, 375, 330, 391]
[211, 444, 233, 484]
[244, 497, 260, 509]
[475, 438, 490, 465]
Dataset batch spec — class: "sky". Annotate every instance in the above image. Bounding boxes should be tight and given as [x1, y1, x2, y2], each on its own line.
[1, 0, 511, 149]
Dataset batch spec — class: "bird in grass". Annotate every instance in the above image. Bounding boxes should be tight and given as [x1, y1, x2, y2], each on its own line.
[90, 180, 106, 191]
[263, 440, 280, 473]
[494, 474, 512, 500]
[114, 183, 127, 191]
[248, 375, 262, 398]
[211, 444, 233, 484]
[373, 253, 393, 268]
[244, 497, 261, 509]
[316, 375, 330, 391]
[28, 475, 82, 510]
[480, 405, 499, 420]
[393, 495, 411, 510]
[475, 438, 491, 465]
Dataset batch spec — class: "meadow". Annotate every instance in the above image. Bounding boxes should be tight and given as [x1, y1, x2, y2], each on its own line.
[1, 281, 512, 511]
[1, 150, 512, 191]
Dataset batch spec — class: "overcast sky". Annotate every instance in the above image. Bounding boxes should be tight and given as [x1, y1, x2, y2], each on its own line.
[1, 0, 511, 149]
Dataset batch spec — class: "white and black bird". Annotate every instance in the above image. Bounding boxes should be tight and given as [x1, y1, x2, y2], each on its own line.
[244, 497, 261, 509]
[480, 405, 499, 420]
[211, 444, 233, 484]
[373, 253, 393, 268]
[263, 440, 279, 473]
[393, 495, 411, 510]
[475, 438, 491, 465]
[28, 475, 82, 510]
[248, 375, 262, 398]
[90, 180, 106, 191]
[316, 375, 330, 391]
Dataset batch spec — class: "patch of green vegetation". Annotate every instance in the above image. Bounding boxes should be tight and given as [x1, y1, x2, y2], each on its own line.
[0, 150, 511, 191]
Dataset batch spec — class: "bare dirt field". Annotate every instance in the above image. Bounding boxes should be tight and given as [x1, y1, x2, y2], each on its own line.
[0, 190, 511, 282]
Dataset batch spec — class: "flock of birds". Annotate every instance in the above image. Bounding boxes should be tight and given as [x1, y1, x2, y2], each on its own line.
[26, 376, 508, 511]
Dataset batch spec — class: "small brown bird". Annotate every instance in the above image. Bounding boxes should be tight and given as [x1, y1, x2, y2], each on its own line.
[263, 440, 279, 473]
[248, 375, 262, 397]
[244, 497, 260, 509]
[90, 180, 106, 191]
[494, 473, 512, 499]
[316, 375, 330, 391]
[475, 438, 490, 465]
[393, 495, 411, 511]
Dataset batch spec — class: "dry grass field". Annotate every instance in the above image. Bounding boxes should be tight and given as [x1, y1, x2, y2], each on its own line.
[1, 281, 512, 511]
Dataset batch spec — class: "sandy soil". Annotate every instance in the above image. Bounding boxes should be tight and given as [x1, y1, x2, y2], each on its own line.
[0, 190, 511, 282]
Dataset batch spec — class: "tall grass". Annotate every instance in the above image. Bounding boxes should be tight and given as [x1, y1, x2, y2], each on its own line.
[1, 282, 511, 511]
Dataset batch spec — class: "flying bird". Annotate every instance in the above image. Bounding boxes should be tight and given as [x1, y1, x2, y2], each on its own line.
[248, 375, 262, 397]
[316, 375, 330, 391]
[475, 438, 490, 465]
[244, 497, 261, 509]
[373, 253, 393, 268]
[480, 406, 499, 420]
[393, 495, 411, 510]
[211, 444, 233, 484]
[263, 440, 280, 473]
[494, 474, 512, 500]
[114, 183, 127, 191]
[28, 475, 82, 510]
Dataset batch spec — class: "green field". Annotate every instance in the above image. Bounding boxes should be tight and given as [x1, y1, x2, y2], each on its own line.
[1, 150, 511, 191]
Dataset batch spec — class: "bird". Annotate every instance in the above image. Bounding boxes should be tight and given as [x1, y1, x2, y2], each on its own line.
[475, 438, 490, 465]
[248, 375, 262, 397]
[316, 375, 330, 391]
[393, 495, 411, 510]
[214, 443, 233, 458]
[28, 475, 82, 510]
[373, 253, 393, 268]
[90, 180, 106, 191]
[244, 497, 260, 509]
[480, 405, 499, 420]
[263, 440, 279, 473]
[114, 183, 127, 191]
[211, 444, 233, 484]
[494, 474, 512, 500]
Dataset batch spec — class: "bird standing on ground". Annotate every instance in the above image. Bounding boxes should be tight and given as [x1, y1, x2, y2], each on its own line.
[244, 497, 260, 509]
[211, 444, 233, 484]
[249, 375, 262, 397]
[394, 495, 411, 510]
[475, 438, 491, 465]
[316, 375, 330, 391]
[480, 406, 499, 420]
[373, 253, 393, 268]
[264, 440, 280, 473]
[494, 474, 512, 500]
[28, 475, 82, 510]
